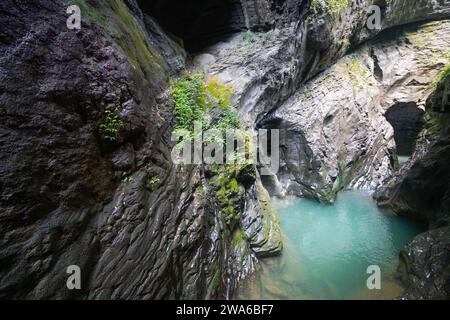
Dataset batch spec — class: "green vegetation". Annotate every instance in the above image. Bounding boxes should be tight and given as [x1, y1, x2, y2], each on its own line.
[429, 64, 450, 91]
[109, 0, 160, 77]
[341, 38, 351, 48]
[240, 31, 272, 45]
[229, 179, 239, 193]
[68, 0, 107, 27]
[171, 73, 250, 225]
[171, 73, 239, 134]
[232, 228, 246, 248]
[345, 58, 372, 88]
[206, 263, 222, 298]
[99, 107, 124, 142]
[147, 176, 160, 190]
[419, 67, 450, 143]
[172, 73, 208, 131]
[310, 0, 349, 14]
[213, 108, 241, 132]
[194, 185, 206, 204]
[211, 171, 243, 225]
[241, 31, 257, 43]
[255, 182, 283, 250]
[206, 76, 234, 109]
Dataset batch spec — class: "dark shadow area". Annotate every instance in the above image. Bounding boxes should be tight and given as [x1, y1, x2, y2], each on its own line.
[138, 0, 247, 52]
[385, 102, 425, 156]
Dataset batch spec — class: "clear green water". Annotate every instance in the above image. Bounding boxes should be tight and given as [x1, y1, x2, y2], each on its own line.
[398, 156, 410, 166]
[236, 191, 424, 300]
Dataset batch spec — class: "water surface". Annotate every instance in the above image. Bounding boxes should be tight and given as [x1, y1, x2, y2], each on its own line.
[398, 156, 411, 166]
[236, 191, 423, 300]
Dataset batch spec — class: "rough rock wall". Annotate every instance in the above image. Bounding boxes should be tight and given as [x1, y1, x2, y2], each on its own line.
[1, 0, 450, 300]
[196, 0, 450, 127]
[0, 0, 182, 299]
[197, 1, 450, 202]
[375, 72, 450, 299]
[0, 0, 281, 299]
[268, 20, 450, 202]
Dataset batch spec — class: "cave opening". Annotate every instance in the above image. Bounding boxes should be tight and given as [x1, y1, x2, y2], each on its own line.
[385, 102, 425, 159]
[138, 0, 247, 52]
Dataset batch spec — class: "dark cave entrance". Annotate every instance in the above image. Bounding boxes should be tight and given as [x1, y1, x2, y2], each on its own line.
[138, 0, 247, 52]
[385, 102, 425, 157]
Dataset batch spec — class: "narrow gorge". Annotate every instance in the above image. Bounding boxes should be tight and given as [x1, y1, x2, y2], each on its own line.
[0, 0, 449, 300]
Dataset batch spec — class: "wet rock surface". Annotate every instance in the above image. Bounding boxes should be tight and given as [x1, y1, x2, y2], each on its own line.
[194, 2, 450, 203]
[270, 21, 450, 202]
[0, 0, 280, 299]
[398, 227, 450, 300]
[1, 0, 450, 300]
[375, 72, 450, 299]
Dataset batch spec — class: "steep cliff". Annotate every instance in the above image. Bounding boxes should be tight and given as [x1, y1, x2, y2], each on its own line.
[1, 0, 449, 300]
[375, 71, 450, 299]
[0, 0, 282, 299]
[268, 20, 450, 202]
[195, 1, 450, 202]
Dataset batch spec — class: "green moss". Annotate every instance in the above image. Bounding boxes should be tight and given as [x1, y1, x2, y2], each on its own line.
[310, 0, 349, 14]
[206, 76, 234, 109]
[229, 179, 239, 193]
[429, 64, 450, 91]
[67, 0, 160, 78]
[194, 185, 206, 203]
[321, 188, 337, 204]
[233, 228, 243, 243]
[255, 182, 283, 252]
[209, 169, 243, 226]
[418, 112, 446, 144]
[330, 157, 365, 201]
[206, 263, 222, 297]
[172, 73, 208, 131]
[232, 228, 247, 250]
[67, 0, 107, 27]
[240, 30, 272, 45]
[345, 58, 371, 88]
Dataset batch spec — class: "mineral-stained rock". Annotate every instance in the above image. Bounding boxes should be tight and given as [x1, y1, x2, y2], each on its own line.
[242, 178, 283, 257]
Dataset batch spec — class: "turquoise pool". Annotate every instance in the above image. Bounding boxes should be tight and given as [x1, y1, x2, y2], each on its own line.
[236, 191, 424, 300]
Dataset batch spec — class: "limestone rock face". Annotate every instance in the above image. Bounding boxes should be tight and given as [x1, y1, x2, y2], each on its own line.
[374, 72, 450, 299]
[268, 21, 450, 202]
[1, 0, 450, 300]
[0, 0, 283, 300]
[193, 2, 450, 203]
